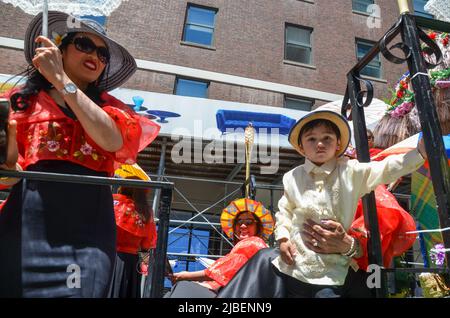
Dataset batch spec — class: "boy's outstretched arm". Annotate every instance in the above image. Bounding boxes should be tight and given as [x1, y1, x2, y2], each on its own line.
[417, 137, 427, 159]
[352, 143, 425, 197]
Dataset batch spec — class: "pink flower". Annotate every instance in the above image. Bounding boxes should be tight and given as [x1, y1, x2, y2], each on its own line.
[430, 243, 446, 266]
[47, 140, 60, 152]
[80, 143, 93, 155]
[435, 80, 450, 89]
[403, 102, 414, 112]
[390, 102, 414, 119]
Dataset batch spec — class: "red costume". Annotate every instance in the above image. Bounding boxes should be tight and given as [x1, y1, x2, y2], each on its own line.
[0, 89, 160, 297]
[113, 193, 157, 254]
[0, 90, 159, 175]
[203, 236, 267, 290]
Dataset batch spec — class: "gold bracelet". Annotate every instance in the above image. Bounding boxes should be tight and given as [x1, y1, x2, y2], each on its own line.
[342, 237, 356, 257]
[0, 163, 22, 181]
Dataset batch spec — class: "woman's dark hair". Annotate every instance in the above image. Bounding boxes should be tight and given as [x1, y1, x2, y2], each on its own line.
[118, 185, 152, 222]
[232, 211, 262, 243]
[298, 119, 341, 146]
[9, 32, 107, 111]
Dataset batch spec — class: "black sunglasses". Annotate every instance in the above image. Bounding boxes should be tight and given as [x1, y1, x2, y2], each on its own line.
[236, 219, 256, 226]
[70, 36, 110, 65]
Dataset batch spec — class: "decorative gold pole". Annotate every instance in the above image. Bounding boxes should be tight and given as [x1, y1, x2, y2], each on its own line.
[397, 0, 410, 14]
[244, 124, 255, 198]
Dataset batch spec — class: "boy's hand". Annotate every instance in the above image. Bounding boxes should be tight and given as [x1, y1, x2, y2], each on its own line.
[302, 219, 349, 254]
[417, 137, 427, 159]
[279, 239, 297, 265]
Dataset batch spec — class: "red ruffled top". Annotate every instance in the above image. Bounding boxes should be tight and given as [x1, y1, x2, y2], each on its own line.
[203, 236, 267, 290]
[113, 193, 157, 254]
[0, 89, 160, 176]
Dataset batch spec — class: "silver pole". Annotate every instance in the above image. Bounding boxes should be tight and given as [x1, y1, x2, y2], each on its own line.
[165, 219, 221, 226]
[152, 138, 167, 215]
[42, 0, 48, 37]
[156, 173, 284, 190]
[142, 138, 166, 297]
[167, 252, 222, 259]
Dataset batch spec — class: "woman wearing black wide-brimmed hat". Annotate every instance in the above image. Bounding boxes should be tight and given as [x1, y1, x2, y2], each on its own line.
[0, 11, 160, 297]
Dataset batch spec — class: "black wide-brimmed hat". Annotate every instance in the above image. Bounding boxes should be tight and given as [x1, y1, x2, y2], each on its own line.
[24, 11, 137, 92]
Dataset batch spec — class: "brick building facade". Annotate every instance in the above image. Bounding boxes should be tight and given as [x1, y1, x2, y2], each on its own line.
[0, 0, 418, 108]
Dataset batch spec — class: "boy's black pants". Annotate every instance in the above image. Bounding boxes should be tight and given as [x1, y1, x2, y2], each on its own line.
[282, 273, 342, 298]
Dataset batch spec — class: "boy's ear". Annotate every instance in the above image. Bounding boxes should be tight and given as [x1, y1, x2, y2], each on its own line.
[298, 142, 304, 153]
[336, 140, 341, 151]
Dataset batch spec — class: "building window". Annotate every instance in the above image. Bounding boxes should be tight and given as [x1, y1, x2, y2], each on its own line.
[175, 78, 209, 98]
[413, 0, 433, 18]
[352, 0, 374, 14]
[285, 24, 313, 65]
[285, 96, 314, 111]
[182, 4, 217, 46]
[356, 40, 382, 79]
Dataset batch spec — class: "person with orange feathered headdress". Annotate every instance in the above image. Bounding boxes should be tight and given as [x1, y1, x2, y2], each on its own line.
[163, 198, 274, 298]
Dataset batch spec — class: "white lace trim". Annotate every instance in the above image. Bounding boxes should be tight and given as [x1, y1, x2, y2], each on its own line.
[425, 0, 450, 23]
[2, 0, 124, 16]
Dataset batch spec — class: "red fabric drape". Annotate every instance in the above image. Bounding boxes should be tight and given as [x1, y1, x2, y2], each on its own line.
[350, 148, 416, 270]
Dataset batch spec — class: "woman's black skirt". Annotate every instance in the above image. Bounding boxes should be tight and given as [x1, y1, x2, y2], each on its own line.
[108, 252, 141, 298]
[0, 161, 116, 297]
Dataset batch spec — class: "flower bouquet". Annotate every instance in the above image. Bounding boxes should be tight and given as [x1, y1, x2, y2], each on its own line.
[386, 78, 416, 119]
[431, 68, 450, 89]
[430, 243, 446, 267]
[374, 74, 420, 149]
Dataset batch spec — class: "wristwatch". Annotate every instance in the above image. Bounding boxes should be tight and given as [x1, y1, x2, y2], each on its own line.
[60, 82, 78, 95]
